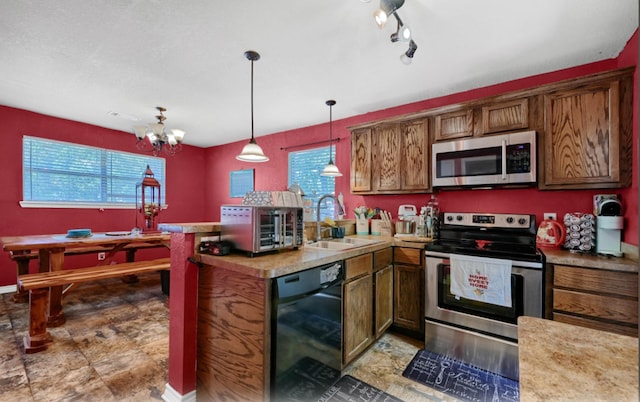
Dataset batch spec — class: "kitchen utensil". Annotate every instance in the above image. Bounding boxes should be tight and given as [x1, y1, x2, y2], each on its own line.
[536, 219, 566, 249]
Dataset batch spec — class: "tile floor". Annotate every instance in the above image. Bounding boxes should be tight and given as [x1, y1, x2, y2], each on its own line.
[0, 273, 457, 401]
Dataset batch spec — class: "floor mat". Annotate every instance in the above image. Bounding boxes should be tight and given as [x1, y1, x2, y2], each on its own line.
[402, 349, 519, 402]
[273, 356, 341, 402]
[318, 375, 403, 402]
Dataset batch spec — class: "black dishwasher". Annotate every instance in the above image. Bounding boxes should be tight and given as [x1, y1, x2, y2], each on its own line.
[270, 261, 344, 402]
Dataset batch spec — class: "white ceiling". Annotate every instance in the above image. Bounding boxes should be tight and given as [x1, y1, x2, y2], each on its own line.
[0, 1, 637, 148]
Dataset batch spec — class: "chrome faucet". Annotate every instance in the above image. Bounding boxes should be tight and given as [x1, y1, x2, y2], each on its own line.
[316, 194, 345, 242]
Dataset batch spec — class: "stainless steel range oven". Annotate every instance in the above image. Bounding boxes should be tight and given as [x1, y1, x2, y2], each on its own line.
[425, 212, 544, 381]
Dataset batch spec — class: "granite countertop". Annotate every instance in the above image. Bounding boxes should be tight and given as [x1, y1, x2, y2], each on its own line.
[542, 248, 638, 273]
[194, 239, 393, 279]
[518, 316, 638, 401]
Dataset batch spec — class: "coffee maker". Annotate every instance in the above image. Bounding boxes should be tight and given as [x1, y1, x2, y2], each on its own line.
[594, 194, 624, 257]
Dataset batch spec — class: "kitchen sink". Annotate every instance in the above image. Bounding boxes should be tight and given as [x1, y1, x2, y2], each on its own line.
[306, 241, 356, 250]
[327, 237, 382, 246]
[305, 237, 383, 250]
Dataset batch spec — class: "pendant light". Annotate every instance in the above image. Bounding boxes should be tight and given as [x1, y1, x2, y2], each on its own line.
[321, 99, 342, 177]
[236, 50, 269, 162]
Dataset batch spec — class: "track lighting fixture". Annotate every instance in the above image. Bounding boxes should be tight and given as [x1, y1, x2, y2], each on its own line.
[371, 0, 418, 63]
[236, 50, 269, 162]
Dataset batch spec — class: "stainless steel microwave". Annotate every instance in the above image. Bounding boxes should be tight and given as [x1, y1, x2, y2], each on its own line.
[221, 205, 303, 256]
[432, 130, 537, 188]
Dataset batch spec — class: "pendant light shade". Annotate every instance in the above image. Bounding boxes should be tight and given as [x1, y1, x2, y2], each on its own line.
[321, 99, 342, 177]
[236, 50, 269, 162]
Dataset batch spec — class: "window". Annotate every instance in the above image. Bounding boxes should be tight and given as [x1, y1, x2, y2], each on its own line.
[22, 136, 165, 208]
[288, 146, 337, 220]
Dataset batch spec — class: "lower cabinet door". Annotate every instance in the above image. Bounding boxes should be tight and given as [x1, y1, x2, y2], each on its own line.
[343, 274, 373, 365]
[375, 265, 394, 338]
[394, 264, 424, 332]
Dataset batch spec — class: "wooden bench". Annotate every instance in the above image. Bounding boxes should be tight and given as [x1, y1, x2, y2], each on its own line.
[17, 257, 171, 353]
[9, 242, 168, 302]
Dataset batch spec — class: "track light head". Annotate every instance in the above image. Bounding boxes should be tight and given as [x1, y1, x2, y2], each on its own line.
[373, 0, 405, 28]
[400, 40, 418, 65]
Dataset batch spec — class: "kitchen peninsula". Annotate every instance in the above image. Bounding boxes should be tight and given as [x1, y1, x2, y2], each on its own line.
[158, 222, 393, 401]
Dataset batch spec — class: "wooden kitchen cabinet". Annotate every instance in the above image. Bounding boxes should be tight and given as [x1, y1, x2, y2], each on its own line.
[480, 98, 529, 134]
[434, 109, 473, 141]
[541, 69, 633, 189]
[374, 248, 393, 338]
[350, 127, 372, 192]
[393, 247, 424, 335]
[349, 119, 429, 194]
[343, 253, 374, 364]
[343, 248, 394, 365]
[551, 264, 638, 337]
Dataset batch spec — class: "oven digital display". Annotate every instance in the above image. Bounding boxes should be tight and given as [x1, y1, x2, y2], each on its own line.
[472, 215, 495, 224]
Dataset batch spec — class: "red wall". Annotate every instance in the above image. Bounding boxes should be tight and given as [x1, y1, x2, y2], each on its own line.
[204, 30, 638, 246]
[0, 107, 207, 285]
[0, 31, 636, 286]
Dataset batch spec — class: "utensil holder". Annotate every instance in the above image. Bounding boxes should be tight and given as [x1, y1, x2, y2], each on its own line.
[356, 219, 369, 235]
[370, 219, 382, 236]
[380, 221, 393, 237]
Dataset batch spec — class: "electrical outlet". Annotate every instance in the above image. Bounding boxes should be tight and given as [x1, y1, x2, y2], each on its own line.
[98, 252, 106, 261]
[543, 212, 557, 221]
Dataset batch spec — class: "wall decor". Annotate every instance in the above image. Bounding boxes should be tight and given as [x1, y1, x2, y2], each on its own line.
[230, 169, 254, 198]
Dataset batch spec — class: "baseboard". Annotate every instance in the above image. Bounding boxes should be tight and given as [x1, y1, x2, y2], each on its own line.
[0, 285, 16, 295]
[162, 383, 196, 402]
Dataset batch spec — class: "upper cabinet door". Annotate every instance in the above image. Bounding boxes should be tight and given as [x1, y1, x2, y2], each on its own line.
[401, 119, 429, 191]
[481, 98, 529, 134]
[542, 74, 632, 189]
[350, 128, 372, 192]
[434, 109, 473, 141]
[372, 124, 402, 192]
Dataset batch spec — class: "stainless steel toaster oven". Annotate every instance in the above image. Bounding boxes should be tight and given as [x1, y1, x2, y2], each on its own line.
[221, 205, 303, 256]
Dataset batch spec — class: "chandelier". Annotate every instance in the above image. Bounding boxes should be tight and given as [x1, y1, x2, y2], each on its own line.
[133, 107, 186, 156]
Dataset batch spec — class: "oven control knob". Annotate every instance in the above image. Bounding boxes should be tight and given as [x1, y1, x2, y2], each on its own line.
[456, 215, 463, 221]
[506, 216, 514, 224]
[446, 215, 454, 222]
[518, 218, 527, 225]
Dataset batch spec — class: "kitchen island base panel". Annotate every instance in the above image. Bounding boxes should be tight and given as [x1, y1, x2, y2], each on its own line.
[425, 320, 519, 381]
[197, 264, 270, 401]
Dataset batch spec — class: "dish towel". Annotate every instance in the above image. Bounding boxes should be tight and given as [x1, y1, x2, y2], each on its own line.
[449, 254, 512, 308]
